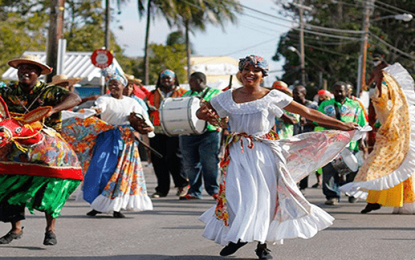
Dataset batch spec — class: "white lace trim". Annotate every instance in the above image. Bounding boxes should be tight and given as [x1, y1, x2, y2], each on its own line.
[88, 194, 153, 213]
[341, 63, 415, 193]
[199, 205, 333, 246]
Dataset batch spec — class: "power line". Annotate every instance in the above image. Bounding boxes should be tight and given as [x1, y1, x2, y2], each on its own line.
[304, 43, 354, 57]
[369, 32, 415, 60]
[241, 12, 362, 41]
[203, 0, 366, 36]
[287, 32, 361, 45]
[306, 24, 364, 34]
[375, 0, 415, 17]
[303, 28, 361, 41]
[177, 0, 364, 42]
[354, 0, 399, 15]
[237, 1, 365, 35]
[194, 37, 280, 64]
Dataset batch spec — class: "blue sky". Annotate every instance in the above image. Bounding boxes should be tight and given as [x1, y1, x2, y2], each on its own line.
[110, 0, 295, 85]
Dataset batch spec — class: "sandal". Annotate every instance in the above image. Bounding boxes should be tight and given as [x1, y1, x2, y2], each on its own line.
[0, 228, 24, 244]
[43, 230, 57, 246]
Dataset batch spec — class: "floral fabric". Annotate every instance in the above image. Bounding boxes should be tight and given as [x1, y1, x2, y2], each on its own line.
[355, 73, 410, 182]
[62, 116, 114, 174]
[0, 81, 69, 131]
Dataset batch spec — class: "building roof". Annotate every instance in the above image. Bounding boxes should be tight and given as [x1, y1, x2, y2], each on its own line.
[1, 51, 125, 86]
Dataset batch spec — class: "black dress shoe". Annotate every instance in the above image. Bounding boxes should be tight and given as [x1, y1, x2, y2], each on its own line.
[113, 211, 125, 218]
[256, 243, 273, 259]
[219, 240, 248, 256]
[43, 230, 57, 246]
[0, 228, 23, 244]
[361, 203, 382, 214]
[86, 210, 101, 216]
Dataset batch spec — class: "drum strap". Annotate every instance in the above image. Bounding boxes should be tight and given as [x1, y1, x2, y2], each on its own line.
[334, 103, 342, 121]
[198, 87, 211, 100]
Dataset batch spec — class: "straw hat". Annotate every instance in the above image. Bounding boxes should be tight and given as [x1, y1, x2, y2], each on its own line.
[8, 54, 52, 75]
[272, 81, 292, 95]
[124, 73, 142, 85]
[49, 74, 82, 86]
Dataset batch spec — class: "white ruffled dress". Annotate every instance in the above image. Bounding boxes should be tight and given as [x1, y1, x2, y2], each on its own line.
[200, 89, 364, 245]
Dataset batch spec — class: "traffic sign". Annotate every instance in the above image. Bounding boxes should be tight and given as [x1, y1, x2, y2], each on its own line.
[91, 48, 113, 68]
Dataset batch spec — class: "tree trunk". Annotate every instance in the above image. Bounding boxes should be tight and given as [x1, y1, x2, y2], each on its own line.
[105, 0, 110, 49]
[185, 20, 191, 81]
[143, 0, 151, 85]
[46, 0, 65, 82]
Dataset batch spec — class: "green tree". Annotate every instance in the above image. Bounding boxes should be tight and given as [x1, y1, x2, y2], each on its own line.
[0, 0, 138, 79]
[273, 0, 415, 90]
[136, 0, 175, 85]
[141, 43, 186, 84]
[168, 0, 242, 79]
[0, 8, 48, 76]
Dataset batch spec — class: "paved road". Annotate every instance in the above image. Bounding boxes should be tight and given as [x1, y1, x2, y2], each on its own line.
[1, 164, 415, 260]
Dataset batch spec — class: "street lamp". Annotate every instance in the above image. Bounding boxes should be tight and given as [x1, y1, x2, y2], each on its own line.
[370, 13, 413, 22]
[287, 46, 306, 86]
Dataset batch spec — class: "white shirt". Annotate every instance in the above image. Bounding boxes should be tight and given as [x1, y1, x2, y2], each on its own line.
[210, 89, 293, 136]
[94, 94, 154, 137]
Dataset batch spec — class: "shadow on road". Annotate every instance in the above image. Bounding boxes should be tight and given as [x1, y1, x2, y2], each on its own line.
[0, 255, 257, 260]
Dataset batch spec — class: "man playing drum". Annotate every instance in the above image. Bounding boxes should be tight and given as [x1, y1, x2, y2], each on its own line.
[179, 72, 221, 201]
[146, 69, 189, 198]
[318, 81, 367, 205]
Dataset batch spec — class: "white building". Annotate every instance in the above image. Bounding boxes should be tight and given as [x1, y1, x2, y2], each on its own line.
[1, 51, 125, 97]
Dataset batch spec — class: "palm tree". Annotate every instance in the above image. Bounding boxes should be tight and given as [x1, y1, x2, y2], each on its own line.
[137, 0, 175, 85]
[169, 0, 242, 80]
[137, 0, 241, 84]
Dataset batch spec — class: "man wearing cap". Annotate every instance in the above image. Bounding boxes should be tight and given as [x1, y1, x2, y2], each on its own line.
[0, 55, 81, 246]
[146, 69, 189, 198]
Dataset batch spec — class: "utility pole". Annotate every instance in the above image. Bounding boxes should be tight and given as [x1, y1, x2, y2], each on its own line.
[293, 0, 312, 86]
[143, 0, 151, 85]
[105, 0, 110, 49]
[357, 0, 375, 95]
[46, 0, 65, 83]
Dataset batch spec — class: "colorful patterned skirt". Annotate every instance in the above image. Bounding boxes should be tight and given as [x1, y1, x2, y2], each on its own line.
[0, 131, 83, 219]
[62, 117, 153, 213]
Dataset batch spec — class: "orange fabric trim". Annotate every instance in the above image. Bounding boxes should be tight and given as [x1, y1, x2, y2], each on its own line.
[147, 87, 186, 126]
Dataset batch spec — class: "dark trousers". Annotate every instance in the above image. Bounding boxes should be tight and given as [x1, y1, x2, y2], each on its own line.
[322, 162, 357, 200]
[150, 133, 188, 195]
[299, 176, 308, 190]
[0, 202, 25, 223]
[0, 176, 47, 223]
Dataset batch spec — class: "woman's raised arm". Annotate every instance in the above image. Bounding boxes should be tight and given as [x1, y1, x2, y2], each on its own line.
[284, 101, 358, 131]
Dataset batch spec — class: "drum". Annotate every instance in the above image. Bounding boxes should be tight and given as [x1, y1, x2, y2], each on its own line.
[159, 96, 207, 136]
[331, 148, 358, 175]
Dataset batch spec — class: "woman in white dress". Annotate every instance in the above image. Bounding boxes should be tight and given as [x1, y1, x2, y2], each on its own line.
[64, 69, 155, 218]
[197, 55, 360, 259]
